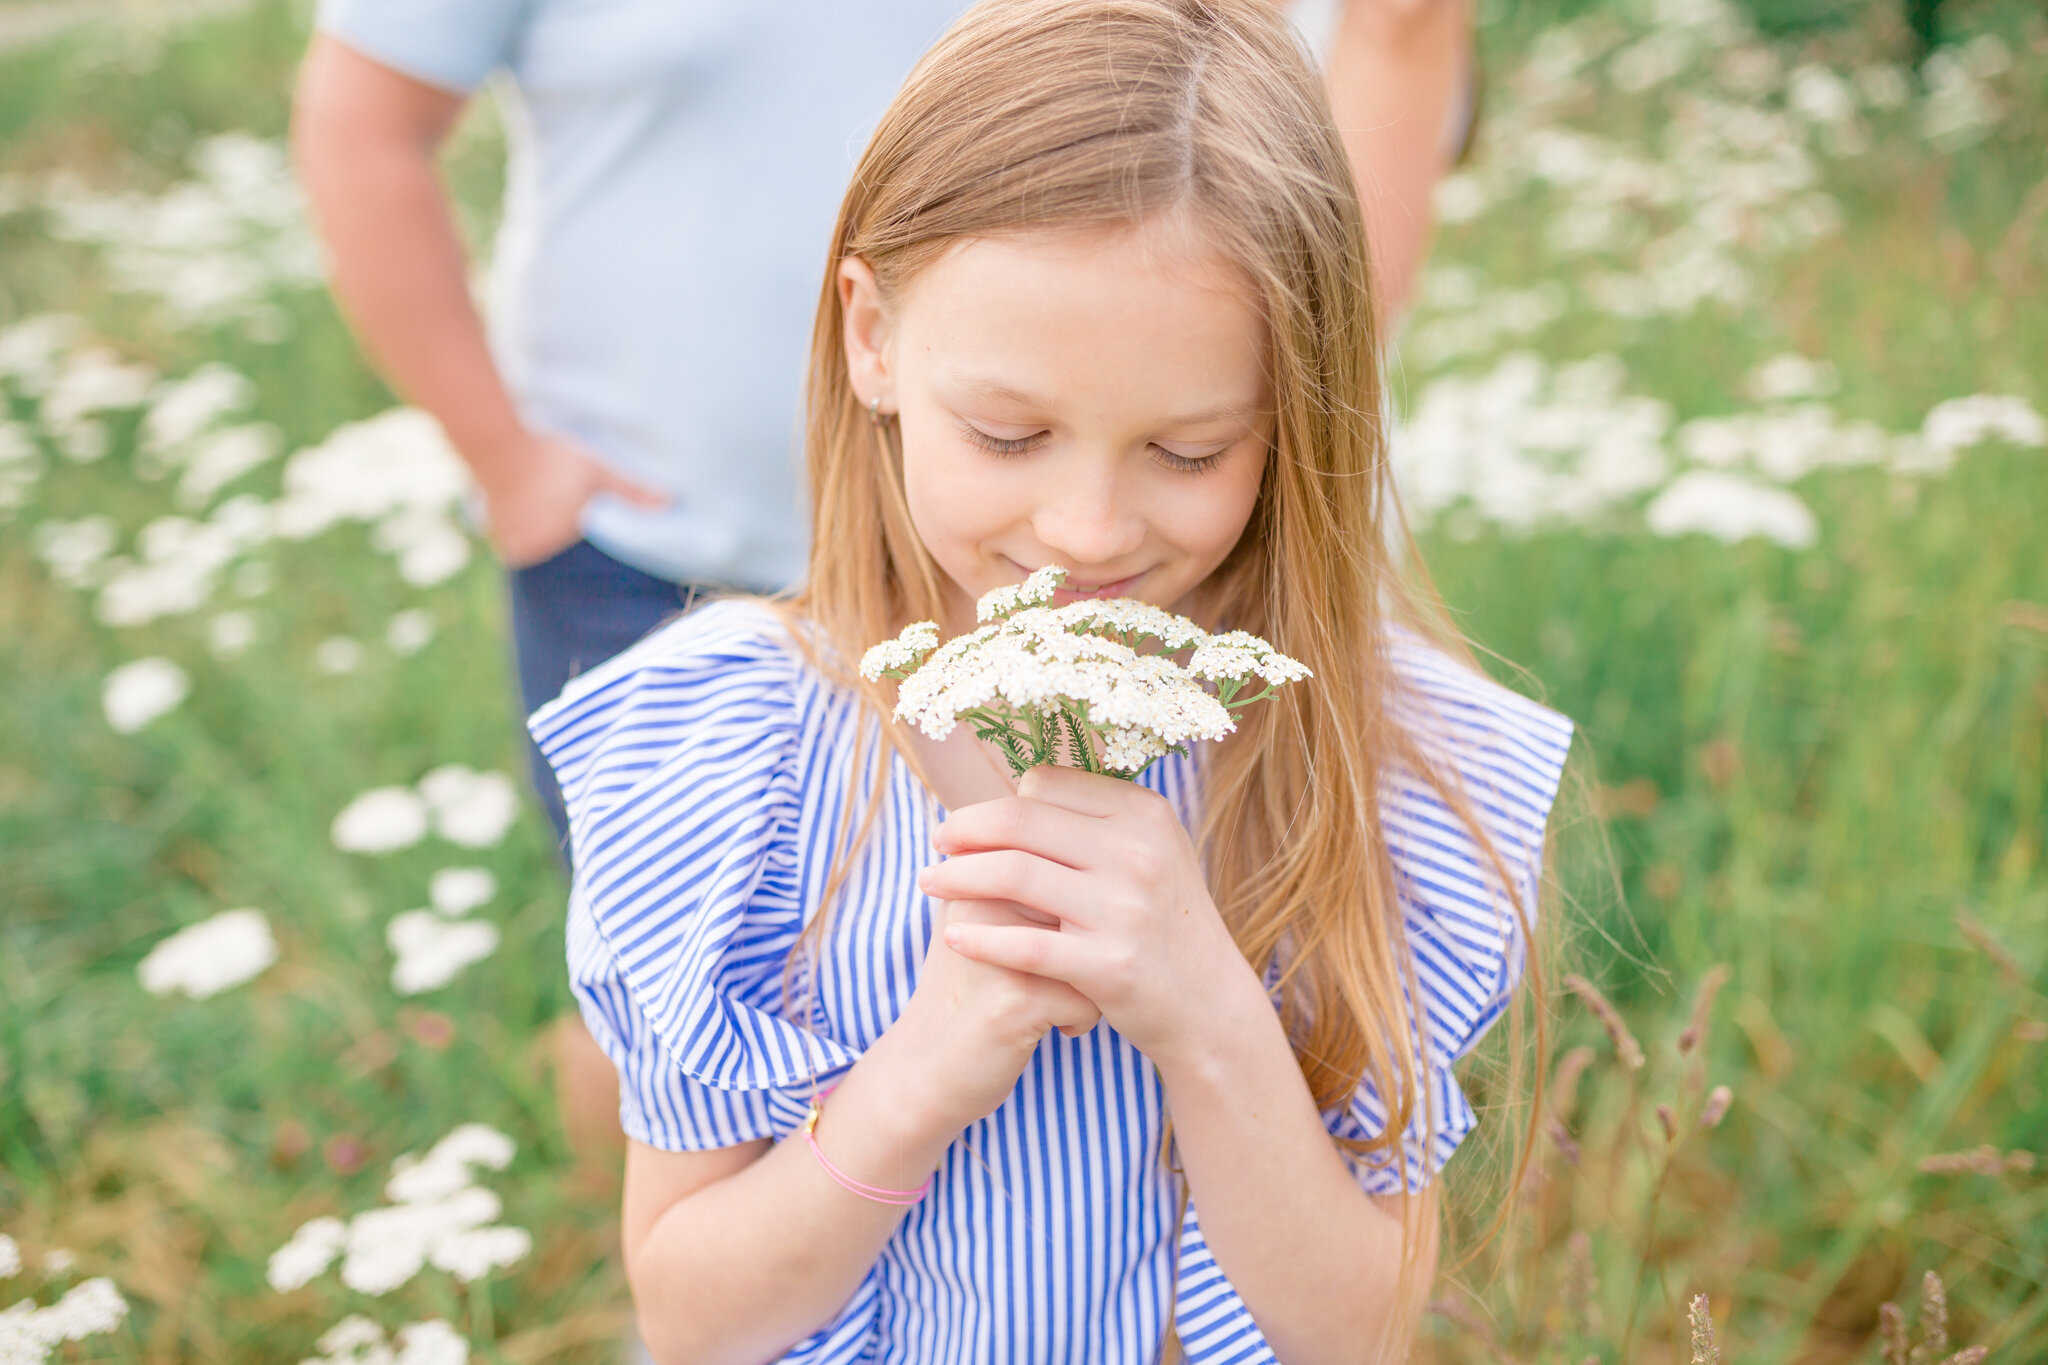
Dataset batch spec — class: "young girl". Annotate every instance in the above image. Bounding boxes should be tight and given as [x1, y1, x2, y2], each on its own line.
[529, 2, 1573, 1361]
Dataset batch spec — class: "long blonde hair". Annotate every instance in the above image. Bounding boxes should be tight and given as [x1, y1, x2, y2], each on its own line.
[772, 0, 1550, 1331]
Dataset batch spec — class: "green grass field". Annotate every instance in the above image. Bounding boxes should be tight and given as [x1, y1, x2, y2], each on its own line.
[1, 0, 2043, 1361]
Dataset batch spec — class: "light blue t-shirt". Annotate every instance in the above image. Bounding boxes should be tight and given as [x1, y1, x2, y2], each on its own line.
[317, 0, 973, 589]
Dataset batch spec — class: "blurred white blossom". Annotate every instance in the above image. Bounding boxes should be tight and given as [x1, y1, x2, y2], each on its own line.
[32, 516, 118, 588]
[332, 787, 431, 855]
[1645, 470, 1817, 548]
[0, 1277, 128, 1364]
[388, 912, 499, 996]
[0, 1236, 18, 1279]
[316, 637, 365, 675]
[137, 908, 278, 999]
[417, 767, 519, 848]
[267, 1218, 347, 1292]
[40, 134, 320, 335]
[102, 657, 190, 733]
[299, 1316, 470, 1365]
[271, 410, 473, 592]
[140, 363, 256, 467]
[428, 868, 495, 917]
[272, 1126, 528, 1302]
[209, 610, 258, 658]
[1745, 354, 1837, 402]
[386, 610, 436, 656]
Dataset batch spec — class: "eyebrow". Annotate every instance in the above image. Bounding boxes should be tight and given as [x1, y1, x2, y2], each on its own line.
[950, 376, 1261, 428]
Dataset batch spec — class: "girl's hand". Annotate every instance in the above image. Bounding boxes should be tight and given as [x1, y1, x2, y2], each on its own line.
[918, 765, 1255, 1067]
[884, 891, 1102, 1137]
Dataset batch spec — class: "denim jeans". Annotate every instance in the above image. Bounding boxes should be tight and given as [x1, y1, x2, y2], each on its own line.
[507, 539, 730, 864]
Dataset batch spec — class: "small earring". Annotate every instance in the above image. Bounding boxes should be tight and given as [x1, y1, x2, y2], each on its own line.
[868, 395, 885, 427]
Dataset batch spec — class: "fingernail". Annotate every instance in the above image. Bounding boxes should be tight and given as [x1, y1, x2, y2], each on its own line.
[943, 926, 964, 948]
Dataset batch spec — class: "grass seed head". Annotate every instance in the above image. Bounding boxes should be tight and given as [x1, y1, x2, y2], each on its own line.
[1564, 974, 1644, 1071]
[1658, 1103, 1679, 1143]
[1678, 964, 1731, 1055]
[1688, 1293, 1722, 1364]
[1700, 1084, 1734, 1128]
[1552, 1045, 1597, 1122]
[1909, 1270, 1949, 1365]
[1881, 1301, 1910, 1365]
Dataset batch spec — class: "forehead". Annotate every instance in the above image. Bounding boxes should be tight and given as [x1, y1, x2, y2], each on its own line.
[890, 216, 1269, 418]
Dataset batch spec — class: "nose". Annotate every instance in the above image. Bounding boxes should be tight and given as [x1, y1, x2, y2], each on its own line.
[1030, 458, 1146, 568]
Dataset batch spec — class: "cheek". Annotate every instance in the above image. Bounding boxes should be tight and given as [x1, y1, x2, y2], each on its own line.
[1174, 456, 1266, 564]
[899, 432, 1008, 556]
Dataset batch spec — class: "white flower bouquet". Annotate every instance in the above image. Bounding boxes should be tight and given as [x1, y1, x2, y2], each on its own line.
[860, 566, 1309, 778]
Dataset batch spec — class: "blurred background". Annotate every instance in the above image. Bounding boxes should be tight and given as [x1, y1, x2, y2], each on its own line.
[0, 0, 2042, 1361]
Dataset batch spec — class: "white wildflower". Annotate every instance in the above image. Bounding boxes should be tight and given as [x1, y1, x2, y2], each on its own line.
[858, 620, 940, 679]
[386, 610, 435, 656]
[31, 516, 118, 588]
[176, 423, 280, 510]
[1745, 353, 1836, 402]
[341, 1187, 504, 1295]
[0, 1277, 128, 1362]
[306, 1314, 386, 1365]
[975, 564, 1067, 621]
[1188, 631, 1312, 688]
[0, 1236, 18, 1278]
[392, 1319, 469, 1365]
[271, 1130, 527, 1304]
[140, 363, 256, 461]
[332, 787, 431, 855]
[316, 637, 365, 675]
[386, 1125, 515, 1204]
[38, 1253, 72, 1276]
[102, 657, 190, 733]
[877, 585, 1299, 777]
[428, 868, 495, 917]
[418, 767, 520, 848]
[388, 912, 499, 996]
[300, 1316, 470, 1365]
[268, 1217, 347, 1292]
[137, 908, 278, 999]
[209, 611, 257, 659]
[1921, 394, 2045, 461]
[1645, 470, 1817, 548]
[427, 1227, 531, 1283]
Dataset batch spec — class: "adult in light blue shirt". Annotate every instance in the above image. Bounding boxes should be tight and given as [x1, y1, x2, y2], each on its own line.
[302, 0, 972, 594]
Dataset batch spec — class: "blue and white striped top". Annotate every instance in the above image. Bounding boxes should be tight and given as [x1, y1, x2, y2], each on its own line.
[530, 599, 1573, 1365]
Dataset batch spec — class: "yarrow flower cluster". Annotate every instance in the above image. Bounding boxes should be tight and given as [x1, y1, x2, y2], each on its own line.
[267, 1126, 530, 1298]
[859, 567, 1308, 778]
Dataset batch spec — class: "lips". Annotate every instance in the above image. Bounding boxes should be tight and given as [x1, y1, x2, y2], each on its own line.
[1004, 558, 1146, 602]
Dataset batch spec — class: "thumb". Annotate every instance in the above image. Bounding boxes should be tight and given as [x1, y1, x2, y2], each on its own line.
[596, 465, 671, 509]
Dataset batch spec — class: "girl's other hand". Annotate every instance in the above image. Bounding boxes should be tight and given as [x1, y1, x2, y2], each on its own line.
[477, 428, 670, 568]
[918, 765, 1258, 1069]
[886, 892, 1102, 1135]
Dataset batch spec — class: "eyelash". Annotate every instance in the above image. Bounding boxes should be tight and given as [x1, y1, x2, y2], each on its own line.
[959, 424, 1226, 474]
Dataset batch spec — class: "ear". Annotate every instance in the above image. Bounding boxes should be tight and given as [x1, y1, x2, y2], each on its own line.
[839, 256, 895, 417]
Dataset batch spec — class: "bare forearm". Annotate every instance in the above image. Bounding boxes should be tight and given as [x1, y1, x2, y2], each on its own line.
[628, 1033, 958, 1365]
[291, 42, 525, 471]
[1325, 0, 1474, 325]
[1154, 970, 1429, 1365]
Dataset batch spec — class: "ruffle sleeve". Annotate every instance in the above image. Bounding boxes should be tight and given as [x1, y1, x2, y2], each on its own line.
[530, 600, 859, 1152]
[1332, 631, 1576, 1194]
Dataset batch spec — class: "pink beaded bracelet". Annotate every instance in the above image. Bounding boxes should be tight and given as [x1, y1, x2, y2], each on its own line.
[801, 1085, 931, 1206]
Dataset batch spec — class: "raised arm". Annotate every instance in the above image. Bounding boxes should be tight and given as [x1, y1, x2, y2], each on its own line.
[290, 35, 663, 566]
[1321, 0, 1475, 326]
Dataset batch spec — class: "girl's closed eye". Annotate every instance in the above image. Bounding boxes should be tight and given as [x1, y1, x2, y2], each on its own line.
[958, 420, 1229, 474]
